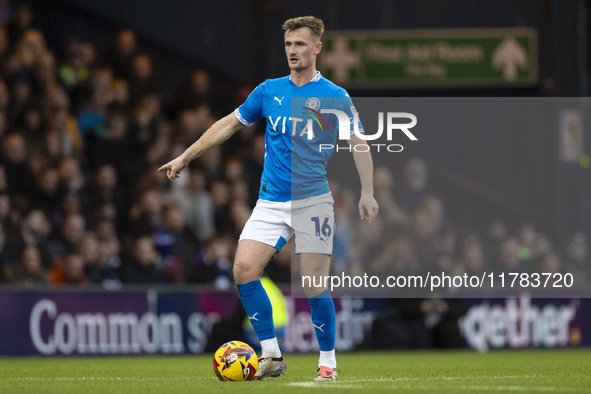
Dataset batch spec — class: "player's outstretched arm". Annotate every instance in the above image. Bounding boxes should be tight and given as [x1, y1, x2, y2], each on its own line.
[158, 112, 243, 180]
[349, 134, 379, 223]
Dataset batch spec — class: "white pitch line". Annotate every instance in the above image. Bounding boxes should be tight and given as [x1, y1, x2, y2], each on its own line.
[285, 375, 581, 392]
[286, 382, 579, 392]
[334, 374, 542, 383]
[452, 385, 577, 392]
[1, 376, 202, 382]
[288, 382, 363, 389]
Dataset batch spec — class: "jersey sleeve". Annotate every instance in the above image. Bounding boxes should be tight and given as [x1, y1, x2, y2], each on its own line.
[235, 82, 266, 126]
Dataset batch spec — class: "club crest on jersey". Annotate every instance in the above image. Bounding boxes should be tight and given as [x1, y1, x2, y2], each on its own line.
[305, 97, 321, 110]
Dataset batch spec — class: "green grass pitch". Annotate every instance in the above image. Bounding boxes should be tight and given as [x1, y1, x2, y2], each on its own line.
[1, 349, 590, 393]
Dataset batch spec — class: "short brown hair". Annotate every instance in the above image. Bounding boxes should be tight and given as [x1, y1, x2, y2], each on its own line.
[282, 16, 325, 41]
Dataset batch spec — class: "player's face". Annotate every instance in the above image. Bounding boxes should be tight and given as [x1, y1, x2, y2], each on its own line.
[284, 27, 322, 72]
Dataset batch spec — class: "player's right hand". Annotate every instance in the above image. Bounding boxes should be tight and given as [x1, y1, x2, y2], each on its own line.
[358, 193, 379, 223]
[158, 156, 187, 180]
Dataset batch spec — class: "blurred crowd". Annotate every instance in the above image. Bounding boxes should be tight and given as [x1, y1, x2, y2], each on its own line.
[0, 3, 588, 289]
[0, 3, 263, 287]
[331, 158, 590, 289]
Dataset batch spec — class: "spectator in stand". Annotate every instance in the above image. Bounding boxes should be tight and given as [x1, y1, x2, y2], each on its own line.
[129, 99, 157, 146]
[431, 228, 457, 273]
[153, 202, 200, 283]
[0, 27, 8, 67]
[0, 0, 12, 28]
[87, 164, 127, 226]
[0, 166, 5, 192]
[458, 235, 486, 277]
[0, 79, 10, 114]
[134, 132, 171, 191]
[171, 163, 215, 242]
[14, 104, 44, 160]
[57, 155, 85, 192]
[176, 108, 203, 146]
[0, 110, 6, 143]
[86, 109, 133, 182]
[224, 156, 244, 183]
[409, 206, 438, 269]
[32, 167, 61, 222]
[393, 297, 467, 349]
[131, 93, 168, 149]
[126, 102, 168, 189]
[497, 237, 526, 273]
[122, 236, 164, 283]
[399, 157, 430, 213]
[107, 77, 129, 111]
[43, 86, 82, 158]
[3, 244, 48, 284]
[102, 29, 136, 80]
[2, 132, 35, 196]
[126, 187, 163, 238]
[60, 189, 85, 221]
[80, 41, 97, 70]
[242, 133, 265, 206]
[331, 183, 358, 275]
[538, 251, 562, 274]
[49, 251, 87, 285]
[352, 214, 386, 273]
[59, 38, 92, 92]
[422, 196, 444, 234]
[34, 49, 59, 99]
[44, 189, 73, 237]
[210, 179, 231, 234]
[532, 232, 553, 261]
[517, 223, 536, 262]
[128, 53, 160, 103]
[80, 232, 99, 277]
[75, 66, 112, 136]
[6, 75, 32, 125]
[81, 232, 121, 287]
[5, 28, 46, 92]
[48, 212, 85, 261]
[0, 192, 18, 237]
[178, 69, 212, 110]
[229, 178, 249, 208]
[374, 166, 408, 231]
[6, 4, 32, 44]
[228, 198, 251, 238]
[370, 235, 418, 278]
[483, 218, 508, 265]
[189, 236, 232, 288]
[178, 69, 226, 114]
[0, 223, 9, 280]
[93, 201, 118, 226]
[93, 219, 121, 261]
[564, 232, 589, 283]
[195, 102, 216, 130]
[200, 145, 223, 181]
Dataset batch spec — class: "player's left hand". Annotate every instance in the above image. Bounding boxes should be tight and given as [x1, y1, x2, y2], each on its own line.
[358, 193, 379, 223]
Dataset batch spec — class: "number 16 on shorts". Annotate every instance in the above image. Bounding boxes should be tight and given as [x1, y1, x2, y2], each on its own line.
[311, 216, 332, 237]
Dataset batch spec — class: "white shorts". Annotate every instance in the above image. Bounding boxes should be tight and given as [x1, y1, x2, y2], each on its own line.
[239, 192, 335, 255]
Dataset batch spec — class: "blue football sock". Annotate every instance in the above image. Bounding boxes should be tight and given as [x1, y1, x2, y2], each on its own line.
[237, 280, 276, 341]
[308, 289, 336, 351]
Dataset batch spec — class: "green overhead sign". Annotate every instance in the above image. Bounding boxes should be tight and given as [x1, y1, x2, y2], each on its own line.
[319, 28, 538, 87]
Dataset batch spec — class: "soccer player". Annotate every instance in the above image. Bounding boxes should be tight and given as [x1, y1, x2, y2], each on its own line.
[159, 16, 378, 381]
